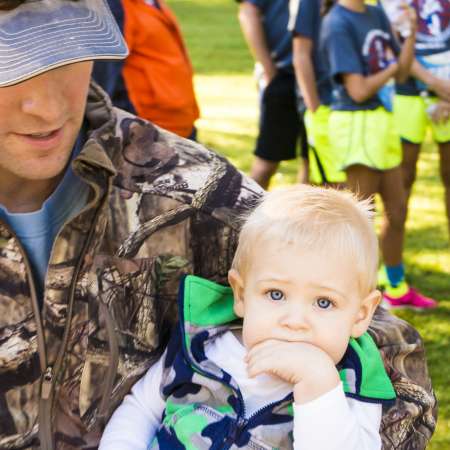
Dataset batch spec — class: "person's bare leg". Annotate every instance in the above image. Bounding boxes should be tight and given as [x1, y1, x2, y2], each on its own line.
[379, 165, 437, 308]
[345, 164, 381, 200]
[297, 157, 309, 184]
[401, 141, 421, 204]
[379, 166, 407, 266]
[438, 142, 450, 239]
[250, 156, 279, 190]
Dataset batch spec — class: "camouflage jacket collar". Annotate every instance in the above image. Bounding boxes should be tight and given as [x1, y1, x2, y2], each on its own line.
[179, 275, 396, 405]
[70, 82, 118, 197]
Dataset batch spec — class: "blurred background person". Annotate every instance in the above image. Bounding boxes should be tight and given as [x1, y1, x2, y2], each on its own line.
[237, 0, 309, 189]
[381, 0, 450, 239]
[93, 0, 199, 139]
[322, 0, 437, 309]
[290, 0, 347, 186]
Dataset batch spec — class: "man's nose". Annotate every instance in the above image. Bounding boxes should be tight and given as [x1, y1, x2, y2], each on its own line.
[20, 76, 65, 124]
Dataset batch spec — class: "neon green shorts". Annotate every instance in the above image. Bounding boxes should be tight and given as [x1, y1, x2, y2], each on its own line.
[329, 107, 402, 171]
[304, 105, 347, 184]
[393, 95, 450, 144]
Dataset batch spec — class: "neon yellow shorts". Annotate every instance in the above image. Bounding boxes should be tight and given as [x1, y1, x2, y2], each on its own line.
[393, 95, 450, 144]
[304, 105, 347, 184]
[329, 107, 402, 171]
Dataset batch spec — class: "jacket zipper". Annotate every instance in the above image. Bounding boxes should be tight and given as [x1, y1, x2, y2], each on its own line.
[36, 215, 99, 450]
[45, 170, 113, 444]
[44, 192, 104, 442]
[4, 178, 107, 449]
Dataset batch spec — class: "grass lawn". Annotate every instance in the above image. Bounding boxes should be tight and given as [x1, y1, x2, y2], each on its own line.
[169, 1, 449, 448]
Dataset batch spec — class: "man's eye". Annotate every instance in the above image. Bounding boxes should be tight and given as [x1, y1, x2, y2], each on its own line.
[268, 290, 284, 301]
[316, 298, 333, 309]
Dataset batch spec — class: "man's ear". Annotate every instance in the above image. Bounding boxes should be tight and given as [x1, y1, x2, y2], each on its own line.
[228, 269, 245, 318]
[351, 290, 381, 338]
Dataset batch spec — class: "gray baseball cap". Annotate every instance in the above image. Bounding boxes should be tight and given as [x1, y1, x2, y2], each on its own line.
[0, 0, 128, 87]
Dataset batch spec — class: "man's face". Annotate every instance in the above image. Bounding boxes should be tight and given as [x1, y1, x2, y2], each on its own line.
[231, 241, 373, 364]
[0, 61, 93, 185]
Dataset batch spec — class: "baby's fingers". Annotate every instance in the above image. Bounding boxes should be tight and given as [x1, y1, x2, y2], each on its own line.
[247, 344, 286, 377]
[246, 355, 274, 378]
[245, 340, 282, 364]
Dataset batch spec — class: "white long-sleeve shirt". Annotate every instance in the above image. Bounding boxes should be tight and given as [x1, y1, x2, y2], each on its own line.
[99, 331, 382, 450]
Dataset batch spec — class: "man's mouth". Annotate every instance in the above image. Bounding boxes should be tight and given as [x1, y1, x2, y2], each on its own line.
[15, 125, 65, 149]
[25, 129, 60, 139]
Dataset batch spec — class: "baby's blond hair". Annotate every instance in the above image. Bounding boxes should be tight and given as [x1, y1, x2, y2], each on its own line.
[232, 185, 379, 295]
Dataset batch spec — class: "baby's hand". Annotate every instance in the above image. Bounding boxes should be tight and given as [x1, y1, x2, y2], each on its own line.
[246, 339, 340, 404]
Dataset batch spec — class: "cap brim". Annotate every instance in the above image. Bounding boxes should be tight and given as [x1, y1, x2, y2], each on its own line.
[0, 0, 128, 87]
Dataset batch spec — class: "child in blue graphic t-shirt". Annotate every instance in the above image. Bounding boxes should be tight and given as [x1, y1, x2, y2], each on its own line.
[99, 185, 396, 450]
[322, 0, 437, 310]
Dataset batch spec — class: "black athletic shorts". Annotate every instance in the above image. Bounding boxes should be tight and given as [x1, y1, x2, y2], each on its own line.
[255, 70, 308, 162]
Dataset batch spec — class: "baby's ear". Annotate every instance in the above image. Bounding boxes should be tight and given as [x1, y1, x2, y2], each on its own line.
[228, 269, 245, 318]
[351, 290, 381, 338]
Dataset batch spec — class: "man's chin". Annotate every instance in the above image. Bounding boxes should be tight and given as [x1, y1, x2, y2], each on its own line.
[20, 157, 71, 184]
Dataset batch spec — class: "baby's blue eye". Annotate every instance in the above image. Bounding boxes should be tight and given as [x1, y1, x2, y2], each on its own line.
[268, 290, 284, 301]
[317, 298, 333, 309]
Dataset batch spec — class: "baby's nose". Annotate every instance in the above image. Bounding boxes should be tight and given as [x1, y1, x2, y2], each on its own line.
[281, 307, 310, 330]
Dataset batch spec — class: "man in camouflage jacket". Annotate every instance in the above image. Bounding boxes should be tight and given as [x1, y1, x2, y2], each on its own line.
[0, 1, 437, 449]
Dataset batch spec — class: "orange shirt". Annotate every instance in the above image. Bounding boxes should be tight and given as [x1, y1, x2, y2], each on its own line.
[122, 0, 199, 137]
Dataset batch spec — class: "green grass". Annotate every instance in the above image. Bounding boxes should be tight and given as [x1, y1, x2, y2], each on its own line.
[168, 1, 449, 448]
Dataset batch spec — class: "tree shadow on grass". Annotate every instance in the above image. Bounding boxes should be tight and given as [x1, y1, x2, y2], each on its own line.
[404, 224, 449, 252]
[402, 265, 450, 300]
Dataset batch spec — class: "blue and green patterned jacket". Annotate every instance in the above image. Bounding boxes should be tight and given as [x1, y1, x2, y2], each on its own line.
[149, 275, 396, 450]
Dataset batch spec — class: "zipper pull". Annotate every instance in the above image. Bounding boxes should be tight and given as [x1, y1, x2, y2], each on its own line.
[41, 366, 53, 400]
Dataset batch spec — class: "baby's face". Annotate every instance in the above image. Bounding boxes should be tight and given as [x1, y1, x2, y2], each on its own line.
[232, 242, 373, 364]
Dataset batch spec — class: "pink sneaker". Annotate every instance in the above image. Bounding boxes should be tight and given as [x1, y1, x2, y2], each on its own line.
[383, 286, 438, 311]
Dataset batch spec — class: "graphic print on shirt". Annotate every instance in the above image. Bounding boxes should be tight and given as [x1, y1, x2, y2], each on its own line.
[415, 0, 450, 46]
[362, 29, 396, 110]
[362, 29, 396, 73]
[411, 0, 450, 85]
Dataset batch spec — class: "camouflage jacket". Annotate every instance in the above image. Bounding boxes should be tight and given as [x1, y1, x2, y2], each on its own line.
[151, 275, 396, 449]
[0, 83, 436, 450]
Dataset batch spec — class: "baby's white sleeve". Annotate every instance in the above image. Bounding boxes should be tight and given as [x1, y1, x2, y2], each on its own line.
[98, 351, 167, 450]
[292, 382, 382, 450]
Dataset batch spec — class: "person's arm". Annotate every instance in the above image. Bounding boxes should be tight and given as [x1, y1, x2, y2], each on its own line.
[341, 5, 416, 103]
[323, 16, 397, 104]
[98, 354, 167, 450]
[238, 1, 277, 84]
[342, 64, 398, 104]
[387, 5, 416, 83]
[290, 0, 321, 111]
[411, 59, 450, 102]
[293, 383, 382, 450]
[369, 307, 436, 449]
[394, 34, 416, 83]
[293, 36, 320, 112]
[343, 39, 415, 101]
